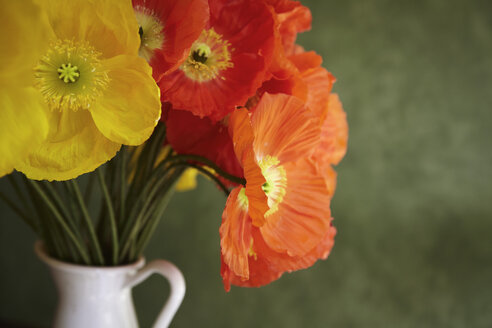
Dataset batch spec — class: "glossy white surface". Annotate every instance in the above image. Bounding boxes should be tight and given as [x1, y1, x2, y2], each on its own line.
[35, 242, 185, 328]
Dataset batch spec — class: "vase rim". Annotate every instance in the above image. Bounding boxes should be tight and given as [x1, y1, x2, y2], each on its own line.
[34, 240, 145, 273]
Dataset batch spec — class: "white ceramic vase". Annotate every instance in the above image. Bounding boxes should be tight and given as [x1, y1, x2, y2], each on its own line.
[35, 242, 185, 328]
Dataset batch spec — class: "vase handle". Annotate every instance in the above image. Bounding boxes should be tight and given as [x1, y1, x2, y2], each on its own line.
[126, 260, 186, 328]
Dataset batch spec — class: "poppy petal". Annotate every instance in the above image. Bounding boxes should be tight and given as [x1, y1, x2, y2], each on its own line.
[16, 108, 120, 181]
[260, 158, 332, 256]
[91, 55, 161, 145]
[251, 93, 320, 163]
[0, 87, 49, 177]
[315, 93, 348, 165]
[41, 0, 140, 58]
[220, 187, 253, 280]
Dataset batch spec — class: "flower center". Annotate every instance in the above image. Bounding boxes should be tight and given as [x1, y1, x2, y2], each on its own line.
[180, 28, 234, 82]
[192, 44, 211, 64]
[34, 39, 109, 112]
[134, 6, 164, 62]
[57, 63, 80, 83]
[259, 156, 287, 217]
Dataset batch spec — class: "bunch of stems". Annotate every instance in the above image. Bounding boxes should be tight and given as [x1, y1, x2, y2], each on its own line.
[0, 123, 245, 266]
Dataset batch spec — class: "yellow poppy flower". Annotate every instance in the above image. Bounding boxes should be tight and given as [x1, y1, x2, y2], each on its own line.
[0, 0, 161, 180]
[176, 168, 199, 192]
[0, 1, 50, 177]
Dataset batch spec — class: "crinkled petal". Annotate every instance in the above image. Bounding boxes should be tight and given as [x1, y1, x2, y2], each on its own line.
[160, 53, 269, 121]
[133, 0, 209, 79]
[91, 55, 161, 145]
[220, 187, 253, 280]
[229, 108, 254, 164]
[160, 0, 275, 121]
[259, 72, 308, 103]
[221, 217, 336, 290]
[260, 158, 332, 256]
[289, 51, 336, 119]
[41, 0, 140, 58]
[253, 220, 336, 273]
[251, 93, 320, 163]
[244, 149, 269, 226]
[314, 93, 348, 165]
[0, 0, 52, 86]
[229, 109, 269, 225]
[16, 109, 120, 181]
[221, 249, 282, 291]
[0, 87, 49, 177]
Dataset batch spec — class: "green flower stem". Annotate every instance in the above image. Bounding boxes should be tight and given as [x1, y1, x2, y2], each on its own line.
[7, 175, 31, 212]
[70, 180, 105, 265]
[22, 177, 57, 256]
[63, 182, 82, 233]
[168, 154, 246, 186]
[45, 214, 67, 260]
[119, 160, 171, 246]
[126, 175, 175, 261]
[28, 180, 91, 265]
[83, 172, 96, 205]
[96, 168, 119, 265]
[119, 167, 180, 262]
[41, 182, 78, 258]
[126, 125, 167, 208]
[132, 128, 161, 191]
[119, 147, 128, 224]
[132, 171, 182, 260]
[145, 123, 167, 178]
[42, 182, 83, 243]
[169, 162, 230, 196]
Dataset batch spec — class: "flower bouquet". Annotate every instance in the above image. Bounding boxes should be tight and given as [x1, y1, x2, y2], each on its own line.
[0, 0, 347, 326]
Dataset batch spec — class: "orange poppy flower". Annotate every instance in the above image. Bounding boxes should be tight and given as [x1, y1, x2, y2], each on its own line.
[311, 93, 348, 195]
[159, 0, 276, 121]
[259, 50, 336, 120]
[132, 0, 209, 80]
[269, 1, 312, 55]
[220, 187, 336, 290]
[220, 93, 336, 289]
[288, 51, 336, 119]
[315, 93, 349, 166]
[256, 50, 346, 197]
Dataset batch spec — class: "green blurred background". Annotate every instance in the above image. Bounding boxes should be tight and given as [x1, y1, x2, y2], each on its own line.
[1, 0, 492, 327]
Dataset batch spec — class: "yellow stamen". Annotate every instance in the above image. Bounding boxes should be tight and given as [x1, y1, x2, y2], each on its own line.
[259, 156, 287, 217]
[134, 6, 164, 62]
[180, 28, 234, 82]
[34, 39, 109, 112]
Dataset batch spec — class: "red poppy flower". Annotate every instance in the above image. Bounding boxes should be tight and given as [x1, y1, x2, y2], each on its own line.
[165, 105, 243, 184]
[159, 0, 276, 121]
[132, 0, 209, 81]
[219, 93, 336, 290]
